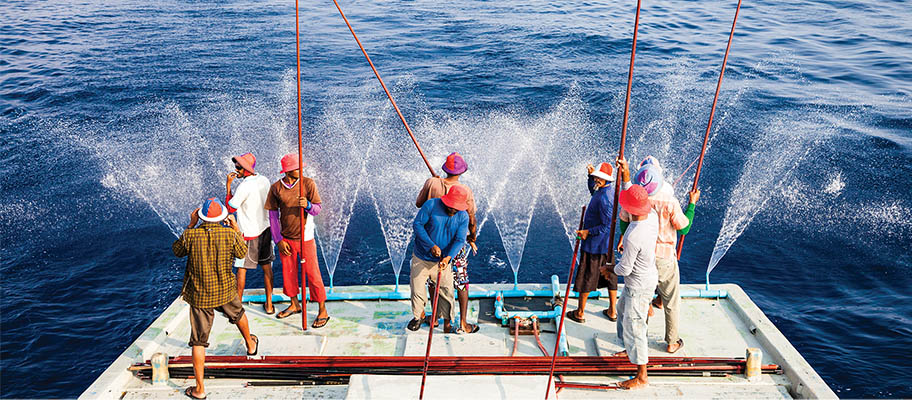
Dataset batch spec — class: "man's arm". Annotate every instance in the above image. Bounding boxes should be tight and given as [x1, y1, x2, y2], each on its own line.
[672, 190, 700, 235]
[412, 201, 436, 250]
[268, 210, 284, 244]
[613, 240, 638, 277]
[172, 233, 189, 258]
[416, 178, 433, 208]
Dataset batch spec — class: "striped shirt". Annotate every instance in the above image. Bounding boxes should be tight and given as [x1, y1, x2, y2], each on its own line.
[172, 222, 248, 308]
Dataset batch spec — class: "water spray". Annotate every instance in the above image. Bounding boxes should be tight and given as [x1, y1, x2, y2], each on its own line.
[675, 0, 743, 290]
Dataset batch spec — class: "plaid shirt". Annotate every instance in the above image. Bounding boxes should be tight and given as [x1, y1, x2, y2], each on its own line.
[172, 222, 248, 308]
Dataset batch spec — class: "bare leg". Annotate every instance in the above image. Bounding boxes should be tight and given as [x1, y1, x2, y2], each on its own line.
[618, 364, 649, 390]
[190, 346, 206, 398]
[606, 290, 618, 319]
[234, 313, 256, 352]
[576, 292, 590, 314]
[261, 264, 274, 313]
[236, 268, 247, 305]
[457, 288, 471, 331]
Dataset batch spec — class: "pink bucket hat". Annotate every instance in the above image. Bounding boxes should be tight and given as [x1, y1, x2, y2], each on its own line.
[279, 153, 305, 174]
[232, 152, 256, 174]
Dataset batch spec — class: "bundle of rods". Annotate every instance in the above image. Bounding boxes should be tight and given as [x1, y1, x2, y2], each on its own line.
[130, 356, 781, 382]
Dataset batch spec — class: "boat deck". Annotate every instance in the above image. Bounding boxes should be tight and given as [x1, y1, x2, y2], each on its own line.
[81, 283, 835, 399]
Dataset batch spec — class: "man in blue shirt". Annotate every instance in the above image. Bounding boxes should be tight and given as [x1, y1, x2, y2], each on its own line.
[567, 158, 630, 324]
[407, 186, 470, 332]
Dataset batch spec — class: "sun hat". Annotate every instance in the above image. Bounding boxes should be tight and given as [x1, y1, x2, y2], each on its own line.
[442, 152, 468, 175]
[440, 185, 470, 211]
[279, 153, 305, 174]
[633, 164, 664, 196]
[198, 197, 229, 222]
[232, 152, 256, 174]
[619, 185, 652, 216]
[637, 155, 663, 174]
[589, 162, 615, 182]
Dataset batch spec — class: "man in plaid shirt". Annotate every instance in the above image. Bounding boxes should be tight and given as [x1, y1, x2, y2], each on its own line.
[172, 197, 259, 400]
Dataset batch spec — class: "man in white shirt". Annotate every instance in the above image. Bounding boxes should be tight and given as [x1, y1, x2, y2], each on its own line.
[226, 153, 275, 314]
[613, 185, 659, 390]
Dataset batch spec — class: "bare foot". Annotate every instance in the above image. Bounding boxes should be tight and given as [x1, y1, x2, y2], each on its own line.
[652, 298, 663, 309]
[666, 338, 684, 353]
[618, 376, 648, 390]
[647, 305, 655, 318]
[613, 350, 628, 357]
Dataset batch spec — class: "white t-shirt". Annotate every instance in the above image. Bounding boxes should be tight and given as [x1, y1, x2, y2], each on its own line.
[303, 211, 315, 241]
[228, 174, 270, 238]
[614, 211, 659, 292]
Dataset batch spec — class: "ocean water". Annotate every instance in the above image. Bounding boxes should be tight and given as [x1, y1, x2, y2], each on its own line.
[2, 0, 911, 398]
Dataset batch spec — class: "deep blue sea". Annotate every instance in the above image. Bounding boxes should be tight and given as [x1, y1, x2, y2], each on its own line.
[2, 0, 911, 398]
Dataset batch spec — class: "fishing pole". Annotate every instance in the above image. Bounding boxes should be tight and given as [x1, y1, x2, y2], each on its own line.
[676, 0, 743, 263]
[607, 0, 643, 265]
[330, 0, 436, 177]
[545, 205, 586, 400]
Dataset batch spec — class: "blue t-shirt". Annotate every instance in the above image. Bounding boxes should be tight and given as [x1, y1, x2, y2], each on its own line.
[412, 198, 469, 262]
[581, 180, 618, 255]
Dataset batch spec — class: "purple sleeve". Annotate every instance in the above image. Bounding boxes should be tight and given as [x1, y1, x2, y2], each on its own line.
[269, 210, 284, 244]
[306, 202, 322, 216]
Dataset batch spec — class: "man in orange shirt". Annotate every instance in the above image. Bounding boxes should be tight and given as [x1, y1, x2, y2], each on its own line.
[617, 157, 698, 353]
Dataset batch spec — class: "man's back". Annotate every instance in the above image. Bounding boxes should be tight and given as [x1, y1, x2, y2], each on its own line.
[173, 222, 247, 308]
[230, 174, 271, 237]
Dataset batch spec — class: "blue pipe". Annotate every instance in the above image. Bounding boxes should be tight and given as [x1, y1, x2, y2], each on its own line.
[242, 275, 729, 303]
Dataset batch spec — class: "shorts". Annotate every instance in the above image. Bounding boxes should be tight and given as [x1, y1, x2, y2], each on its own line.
[453, 245, 470, 291]
[241, 229, 275, 269]
[189, 297, 245, 347]
[574, 251, 617, 293]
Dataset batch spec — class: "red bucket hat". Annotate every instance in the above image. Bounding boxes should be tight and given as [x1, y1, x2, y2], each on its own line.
[280, 153, 306, 174]
[232, 152, 256, 174]
[440, 185, 470, 211]
[619, 185, 652, 216]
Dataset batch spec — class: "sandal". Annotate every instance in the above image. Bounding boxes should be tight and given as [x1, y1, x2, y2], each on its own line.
[246, 334, 258, 356]
[456, 323, 480, 334]
[276, 307, 302, 319]
[407, 318, 422, 331]
[601, 309, 617, 322]
[264, 303, 275, 315]
[566, 310, 585, 323]
[667, 338, 684, 354]
[184, 387, 207, 400]
[311, 316, 330, 329]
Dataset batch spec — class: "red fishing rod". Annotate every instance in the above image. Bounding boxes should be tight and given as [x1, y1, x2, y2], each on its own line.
[294, 0, 308, 330]
[419, 263, 445, 399]
[330, 0, 436, 177]
[544, 206, 586, 400]
[676, 0, 742, 260]
[607, 0, 643, 265]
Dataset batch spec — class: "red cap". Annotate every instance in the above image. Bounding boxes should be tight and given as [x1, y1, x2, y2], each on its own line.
[441, 185, 470, 211]
[280, 153, 305, 174]
[619, 185, 652, 216]
[589, 162, 615, 182]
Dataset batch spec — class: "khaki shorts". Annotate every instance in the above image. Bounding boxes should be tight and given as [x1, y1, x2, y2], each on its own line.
[188, 297, 245, 347]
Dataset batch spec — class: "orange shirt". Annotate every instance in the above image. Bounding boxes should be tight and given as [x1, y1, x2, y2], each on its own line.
[620, 185, 689, 259]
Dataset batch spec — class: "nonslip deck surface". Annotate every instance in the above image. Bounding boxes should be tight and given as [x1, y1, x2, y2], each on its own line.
[82, 283, 834, 399]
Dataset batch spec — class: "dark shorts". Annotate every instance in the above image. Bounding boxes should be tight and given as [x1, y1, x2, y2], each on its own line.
[188, 297, 245, 347]
[242, 229, 275, 269]
[574, 251, 617, 293]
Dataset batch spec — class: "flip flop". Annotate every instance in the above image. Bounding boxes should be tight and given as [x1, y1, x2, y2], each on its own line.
[311, 316, 330, 329]
[184, 387, 207, 400]
[601, 309, 617, 322]
[246, 334, 258, 356]
[567, 310, 585, 323]
[276, 308, 302, 319]
[461, 323, 480, 334]
[667, 338, 684, 354]
[263, 303, 275, 315]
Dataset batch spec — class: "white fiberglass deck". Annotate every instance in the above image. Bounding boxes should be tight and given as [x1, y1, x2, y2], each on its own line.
[81, 283, 835, 399]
